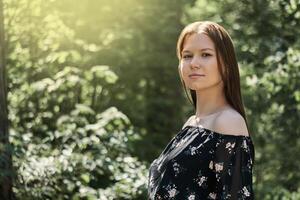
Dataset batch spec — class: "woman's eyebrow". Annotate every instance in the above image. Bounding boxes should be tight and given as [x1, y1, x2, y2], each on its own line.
[182, 48, 214, 53]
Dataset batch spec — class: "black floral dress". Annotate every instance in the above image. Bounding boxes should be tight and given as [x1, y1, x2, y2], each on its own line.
[148, 125, 255, 200]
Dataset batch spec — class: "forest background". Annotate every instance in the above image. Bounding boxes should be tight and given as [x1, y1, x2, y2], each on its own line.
[0, 0, 300, 199]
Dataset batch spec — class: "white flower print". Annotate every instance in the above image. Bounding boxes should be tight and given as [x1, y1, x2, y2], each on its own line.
[190, 146, 197, 155]
[209, 160, 214, 170]
[216, 173, 221, 182]
[171, 160, 187, 177]
[242, 186, 250, 197]
[242, 140, 249, 152]
[196, 176, 207, 187]
[194, 170, 208, 188]
[188, 194, 195, 200]
[208, 192, 217, 199]
[225, 142, 235, 153]
[215, 162, 224, 172]
[155, 194, 164, 200]
[163, 183, 179, 198]
[172, 162, 181, 177]
[168, 188, 177, 198]
[225, 142, 234, 149]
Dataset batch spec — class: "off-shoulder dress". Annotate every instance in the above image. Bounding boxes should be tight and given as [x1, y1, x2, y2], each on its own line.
[148, 125, 255, 200]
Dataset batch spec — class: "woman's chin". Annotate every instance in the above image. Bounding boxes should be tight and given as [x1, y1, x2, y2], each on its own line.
[187, 85, 207, 91]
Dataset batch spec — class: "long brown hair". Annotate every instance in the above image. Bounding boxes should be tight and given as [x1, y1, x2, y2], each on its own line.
[176, 21, 249, 130]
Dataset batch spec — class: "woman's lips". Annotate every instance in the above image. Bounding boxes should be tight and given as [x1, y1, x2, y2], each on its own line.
[189, 74, 205, 79]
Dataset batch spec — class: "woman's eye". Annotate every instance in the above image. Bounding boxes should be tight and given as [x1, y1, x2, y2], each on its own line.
[202, 53, 211, 57]
[183, 55, 192, 59]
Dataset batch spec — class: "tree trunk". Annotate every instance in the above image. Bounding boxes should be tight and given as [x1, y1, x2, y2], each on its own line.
[0, 0, 13, 199]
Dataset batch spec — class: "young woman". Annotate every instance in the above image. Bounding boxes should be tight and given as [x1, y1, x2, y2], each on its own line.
[148, 21, 255, 199]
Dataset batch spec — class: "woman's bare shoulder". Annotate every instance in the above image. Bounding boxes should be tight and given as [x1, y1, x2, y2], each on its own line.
[213, 109, 249, 136]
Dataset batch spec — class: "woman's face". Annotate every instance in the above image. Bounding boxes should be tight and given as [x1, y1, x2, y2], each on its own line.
[179, 33, 223, 91]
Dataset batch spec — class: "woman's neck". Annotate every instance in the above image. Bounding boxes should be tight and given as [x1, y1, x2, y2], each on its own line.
[195, 84, 229, 118]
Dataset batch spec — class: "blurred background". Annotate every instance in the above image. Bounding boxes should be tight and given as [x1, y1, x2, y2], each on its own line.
[0, 0, 300, 199]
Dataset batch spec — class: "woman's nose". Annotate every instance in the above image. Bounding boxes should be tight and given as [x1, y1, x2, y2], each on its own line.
[190, 56, 201, 68]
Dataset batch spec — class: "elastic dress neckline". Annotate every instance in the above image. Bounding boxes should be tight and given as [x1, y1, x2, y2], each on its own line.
[182, 125, 252, 139]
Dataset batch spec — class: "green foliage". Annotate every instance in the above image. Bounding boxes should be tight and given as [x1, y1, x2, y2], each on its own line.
[5, 0, 147, 199]
[12, 105, 147, 199]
